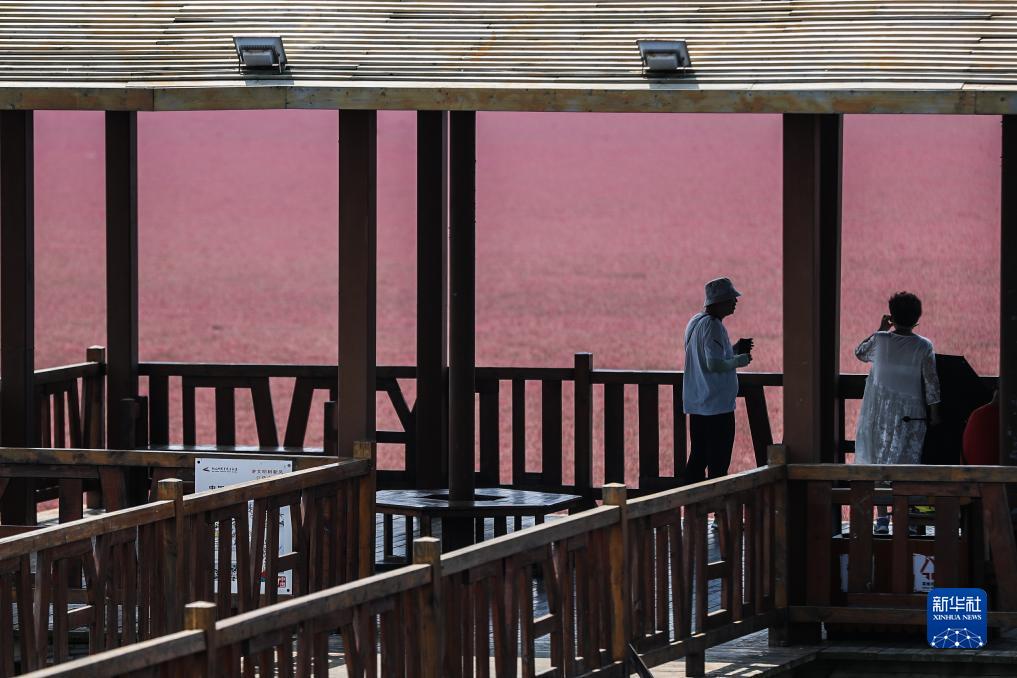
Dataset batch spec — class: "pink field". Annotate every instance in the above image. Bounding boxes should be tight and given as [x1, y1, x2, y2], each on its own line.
[32, 111, 1001, 480]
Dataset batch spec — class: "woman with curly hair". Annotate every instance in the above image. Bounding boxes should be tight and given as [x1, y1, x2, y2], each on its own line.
[855, 292, 942, 532]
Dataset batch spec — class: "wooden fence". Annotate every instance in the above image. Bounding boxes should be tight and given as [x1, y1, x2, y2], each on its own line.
[788, 463, 1017, 632]
[0, 348, 108, 527]
[29, 456, 786, 677]
[133, 356, 996, 501]
[29, 452, 1017, 678]
[132, 357, 784, 496]
[0, 448, 333, 533]
[136, 363, 414, 455]
[0, 453, 372, 675]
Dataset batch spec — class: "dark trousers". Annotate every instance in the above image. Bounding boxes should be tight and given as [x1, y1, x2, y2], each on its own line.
[685, 412, 736, 484]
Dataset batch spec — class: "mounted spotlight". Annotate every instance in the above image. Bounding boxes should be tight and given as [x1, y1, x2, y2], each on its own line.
[233, 36, 287, 74]
[637, 39, 691, 76]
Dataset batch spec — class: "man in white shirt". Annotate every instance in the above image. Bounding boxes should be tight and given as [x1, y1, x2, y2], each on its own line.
[682, 277, 753, 483]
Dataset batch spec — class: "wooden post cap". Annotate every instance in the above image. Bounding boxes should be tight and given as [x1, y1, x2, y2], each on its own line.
[767, 444, 788, 466]
[353, 440, 375, 461]
[184, 601, 216, 631]
[86, 346, 106, 362]
[413, 537, 442, 565]
[602, 483, 628, 506]
[155, 478, 184, 500]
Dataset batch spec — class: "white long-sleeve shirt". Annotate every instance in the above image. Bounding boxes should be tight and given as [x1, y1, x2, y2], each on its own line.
[682, 312, 749, 416]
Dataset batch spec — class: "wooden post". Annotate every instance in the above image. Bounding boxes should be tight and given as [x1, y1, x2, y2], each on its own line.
[574, 353, 594, 507]
[105, 111, 139, 450]
[782, 115, 839, 644]
[84, 346, 107, 449]
[0, 109, 35, 525]
[413, 537, 443, 678]
[157, 478, 185, 634]
[416, 110, 449, 488]
[1001, 115, 1017, 464]
[338, 110, 377, 458]
[766, 444, 792, 646]
[184, 601, 218, 676]
[354, 440, 376, 578]
[602, 484, 630, 668]
[782, 113, 841, 464]
[447, 110, 476, 550]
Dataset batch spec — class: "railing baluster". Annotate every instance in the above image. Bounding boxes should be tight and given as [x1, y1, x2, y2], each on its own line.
[673, 380, 687, 481]
[512, 378, 526, 485]
[847, 481, 874, 594]
[604, 383, 625, 485]
[214, 386, 236, 447]
[891, 493, 910, 594]
[934, 495, 960, 587]
[638, 383, 659, 484]
[66, 383, 83, 448]
[743, 384, 772, 468]
[478, 379, 500, 486]
[541, 379, 563, 489]
[284, 377, 315, 448]
[148, 373, 169, 447]
[805, 481, 832, 606]
[182, 377, 197, 446]
[250, 377, 279, 447]
[574, 353, 594, 501]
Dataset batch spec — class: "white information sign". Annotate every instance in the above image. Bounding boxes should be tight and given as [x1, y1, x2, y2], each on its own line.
[195, 457, 294, 595]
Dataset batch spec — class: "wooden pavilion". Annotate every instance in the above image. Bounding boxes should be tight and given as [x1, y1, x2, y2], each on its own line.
[1, 1, 1017, 675]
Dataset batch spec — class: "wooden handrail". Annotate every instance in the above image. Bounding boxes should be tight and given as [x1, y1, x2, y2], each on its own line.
[441, 505, 619, 576]
[787, 463, 1017, 482]
[0, 447, 335, 470]
[476, 366, 574, 381]
[214, 565, 431, 646]
[183, 459, 369, 514]
[139, 362, 415, 380]
[22, 630, 206, 678]
[628, 464, 786, 519]
[0, 458, 369, 560]
[33, 361, 103, 385]
[0, 500, 175, 562]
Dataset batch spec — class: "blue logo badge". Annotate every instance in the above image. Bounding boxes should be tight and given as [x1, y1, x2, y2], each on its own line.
[927, 588, 987, 649]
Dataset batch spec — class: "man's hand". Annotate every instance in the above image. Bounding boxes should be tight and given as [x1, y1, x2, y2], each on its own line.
[734, 337, 754, 354]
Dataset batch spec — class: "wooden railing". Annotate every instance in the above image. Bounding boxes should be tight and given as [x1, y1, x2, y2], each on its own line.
[0, 453, 372, 675]
[131, 357, 787, 497]
[787, 463, 1017, 631]
[33, 349, 106, 454]
[26, 356, 1000, 500]
[18, 453, 1017, 676]
[0, 448, 333, 531]
[626, 461, 783, 673]
[136, 362, 415, 455]
[0, 348, 109, 526]
[30, 460, 786, 677]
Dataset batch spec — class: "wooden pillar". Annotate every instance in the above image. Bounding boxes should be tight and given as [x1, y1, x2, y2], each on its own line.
[780, 113, 841, 646]
[105, 111, 139, 450]
[782, 113, 841, 464]
[338, 110, 377, 458]
[817, 115, 843, 464]
[416, 110, 449, 488]
[446, 110, 476, 550]
[1001, 115, 1017, 464]
[0, 110, 35, 524]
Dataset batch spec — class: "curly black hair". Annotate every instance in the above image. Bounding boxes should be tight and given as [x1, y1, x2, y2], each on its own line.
[888, 291, 922, 327]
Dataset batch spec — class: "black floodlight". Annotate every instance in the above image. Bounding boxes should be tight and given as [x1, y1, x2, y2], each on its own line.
[233, 36, 287, 74]
[637, 39, 691, 75]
